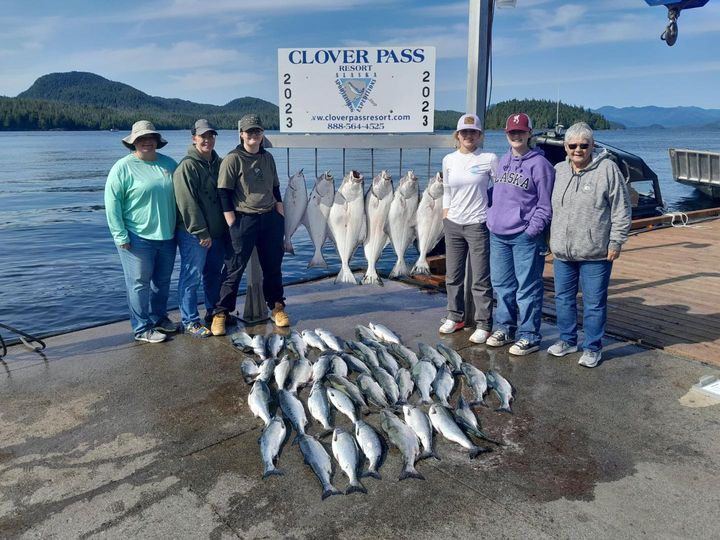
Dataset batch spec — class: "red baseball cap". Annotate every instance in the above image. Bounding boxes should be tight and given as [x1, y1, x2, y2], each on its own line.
[505, 113, 533, 132]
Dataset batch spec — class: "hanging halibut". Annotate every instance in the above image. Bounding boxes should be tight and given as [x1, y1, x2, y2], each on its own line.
[283, 169, 308, 255]
[304, 171, 335, 268]
[328, 170, 366, 285]
[387, 170, 419, 278]
[412, 172, 444, 275]
[362, 170, 394, 286]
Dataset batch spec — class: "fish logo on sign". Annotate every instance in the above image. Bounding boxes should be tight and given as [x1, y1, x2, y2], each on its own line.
[336, 77, 376, 112]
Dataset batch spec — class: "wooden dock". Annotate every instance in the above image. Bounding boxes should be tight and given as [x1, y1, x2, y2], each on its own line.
[542, 216, 720, 365]
[420, 214, 720, 365]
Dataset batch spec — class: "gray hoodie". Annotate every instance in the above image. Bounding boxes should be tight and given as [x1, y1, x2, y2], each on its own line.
[549, 150, 631, 261]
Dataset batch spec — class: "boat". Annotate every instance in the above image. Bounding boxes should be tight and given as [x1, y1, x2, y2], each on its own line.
[669, 147, 720, 199]
[534, 126, 665, 219]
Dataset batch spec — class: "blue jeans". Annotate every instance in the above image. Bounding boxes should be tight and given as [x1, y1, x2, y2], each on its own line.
[176, 228, 226, 327]
[553, 259, 613, 352]
[490, 231, 545, 344]
[116, 231, 176, 336]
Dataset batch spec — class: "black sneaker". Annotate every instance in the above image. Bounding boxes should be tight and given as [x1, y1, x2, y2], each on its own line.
[508, 338, 540, 356]
[486, 330, 513, 347]
[154, 317, 178, 334]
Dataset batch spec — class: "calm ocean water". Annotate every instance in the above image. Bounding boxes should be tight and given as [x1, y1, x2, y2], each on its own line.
[1, 127, 719, 341]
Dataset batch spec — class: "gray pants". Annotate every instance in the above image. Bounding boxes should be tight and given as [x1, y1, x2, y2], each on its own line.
[443, 219, 492, 330]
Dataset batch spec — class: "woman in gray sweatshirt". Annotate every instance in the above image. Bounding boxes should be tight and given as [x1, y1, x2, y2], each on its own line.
[547, 122, 631, 368]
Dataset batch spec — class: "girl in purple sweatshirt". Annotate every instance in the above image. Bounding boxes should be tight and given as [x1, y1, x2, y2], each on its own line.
[486, 113, 554, 355]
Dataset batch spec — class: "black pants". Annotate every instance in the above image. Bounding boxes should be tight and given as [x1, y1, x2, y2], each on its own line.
[216, 209, 285, 315]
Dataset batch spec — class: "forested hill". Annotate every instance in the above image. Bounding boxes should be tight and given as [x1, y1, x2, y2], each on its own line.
[2, 71, 611, 131]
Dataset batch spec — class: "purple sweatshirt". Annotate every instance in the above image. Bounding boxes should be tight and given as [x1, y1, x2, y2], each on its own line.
[487, 147, 554, 238]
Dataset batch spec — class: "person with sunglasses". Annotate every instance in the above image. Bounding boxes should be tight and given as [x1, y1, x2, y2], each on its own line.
[173, 119, 227, 337]
[485, 113, 555, 356]
[210, 114, 289, 336]
[547, 122, 631, 368]
[439, 113, 498, 344]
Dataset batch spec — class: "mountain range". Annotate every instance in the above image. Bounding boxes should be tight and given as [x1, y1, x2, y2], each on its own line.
[594, 106, 720, 129]
[2, 71, 717, 131]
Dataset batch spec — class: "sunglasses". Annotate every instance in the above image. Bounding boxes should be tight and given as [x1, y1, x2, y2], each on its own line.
[567, 143, 591, 150]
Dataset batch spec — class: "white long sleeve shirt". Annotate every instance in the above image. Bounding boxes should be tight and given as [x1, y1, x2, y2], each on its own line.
[442, 149, 498, 225]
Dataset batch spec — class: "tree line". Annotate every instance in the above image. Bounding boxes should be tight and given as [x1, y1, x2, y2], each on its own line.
[0, 97, 611, 132]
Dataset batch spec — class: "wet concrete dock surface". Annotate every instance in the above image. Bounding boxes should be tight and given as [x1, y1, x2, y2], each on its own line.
[1, 277, 719, 539]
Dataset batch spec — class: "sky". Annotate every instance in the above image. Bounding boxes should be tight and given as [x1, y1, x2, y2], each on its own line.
[1, 0, 719, 111]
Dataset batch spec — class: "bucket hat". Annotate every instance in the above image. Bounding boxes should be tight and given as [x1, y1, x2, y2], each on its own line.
[456, 113, 483, 132]
[122, 120, 167, 149]
[192, 119, 218, 136]
[239, 114, 263, 132]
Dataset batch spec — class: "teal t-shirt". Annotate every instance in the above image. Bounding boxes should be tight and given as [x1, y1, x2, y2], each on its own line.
[105, 153, 178, 244]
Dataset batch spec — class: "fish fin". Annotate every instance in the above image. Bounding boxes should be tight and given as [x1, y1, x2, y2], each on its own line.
[321, 487, 343, 500]
[317, 429, 334, 439]
[417, 451, 439, 461]
[469, 399, 488, 408]
[389, 259, 408, 278]
[495, 406, 513, 414]
[469, 446, 492, 459]
[399, 466, 425, 481]
[410, 260, 430, 275]
[361, 273, 384, 286]
[262, 468, 285, 479]
[345, 482, 367, 495]
[308, 251, 328, 268]
[335, 266, 359, 285]
[361, 470, 382, 480]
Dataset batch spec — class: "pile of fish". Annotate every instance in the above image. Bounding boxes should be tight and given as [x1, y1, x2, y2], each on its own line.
[235, 322, 516, 500]
[283, 169, 445, 286]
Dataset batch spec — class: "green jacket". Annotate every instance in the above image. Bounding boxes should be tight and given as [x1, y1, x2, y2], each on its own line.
[173, 144, 226, 240]
[218, 145, 280, 214]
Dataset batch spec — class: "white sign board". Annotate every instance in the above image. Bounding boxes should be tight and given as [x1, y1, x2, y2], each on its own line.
[278, 46, 435, 133]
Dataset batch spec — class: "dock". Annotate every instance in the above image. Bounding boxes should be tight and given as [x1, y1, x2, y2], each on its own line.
[542, 215, 720, 365]
[1, 276, 719, 538]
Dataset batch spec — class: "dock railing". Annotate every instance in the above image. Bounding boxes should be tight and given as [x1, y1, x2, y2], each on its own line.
[669, 148, 720, 196]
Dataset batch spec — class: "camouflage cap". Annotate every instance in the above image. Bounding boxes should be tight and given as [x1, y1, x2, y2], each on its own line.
[239, 114, 263, 132]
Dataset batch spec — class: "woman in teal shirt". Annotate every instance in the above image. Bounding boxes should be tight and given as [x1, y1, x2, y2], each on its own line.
[105, 121, 178, 343]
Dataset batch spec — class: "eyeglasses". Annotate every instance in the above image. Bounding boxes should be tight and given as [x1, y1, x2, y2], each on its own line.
[567, 143, 591, 150]
[245, 128, 264, 137]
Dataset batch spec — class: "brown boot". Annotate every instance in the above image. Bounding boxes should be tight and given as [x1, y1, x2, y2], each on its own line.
[270, 303, 290, 327]
[211, 313, 226, 336]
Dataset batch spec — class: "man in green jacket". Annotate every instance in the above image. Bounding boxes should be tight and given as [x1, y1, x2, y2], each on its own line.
[174, 119, 227, 337]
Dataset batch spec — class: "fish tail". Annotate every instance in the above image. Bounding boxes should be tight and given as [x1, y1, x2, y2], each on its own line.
[361, 272, 384, 286]
[495, 406, 513, 414]
[262, 467, 285, 479]
[417, 450, 439, 461]
[308, 251, 328, 268]
[399, 465, 425, 481]
[335, 265, 359, 285]
[321, 487, 343, 500]
[469, 399, 488, 408]
[469, 446, 492, 459]
[389, 258, 408, 278]
[345, 481, 368, 495]
[361, 470, 382, 480]
[410, 260, 430, 275]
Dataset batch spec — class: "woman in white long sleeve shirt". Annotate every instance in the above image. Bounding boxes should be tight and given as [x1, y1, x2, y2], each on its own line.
[440, 113, 498, 343]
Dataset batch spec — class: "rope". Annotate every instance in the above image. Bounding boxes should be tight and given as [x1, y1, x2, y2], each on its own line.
[0, 322, 46, 358]
[664, 211, 689, 227]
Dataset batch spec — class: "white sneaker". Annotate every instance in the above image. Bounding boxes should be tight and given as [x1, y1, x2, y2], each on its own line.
[469, 328, 491, 344]
[547, 340, 578, 357]
[134, 330, 167, 343]
[439, 319, 465, 334]
[578, 350, 602, 368]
